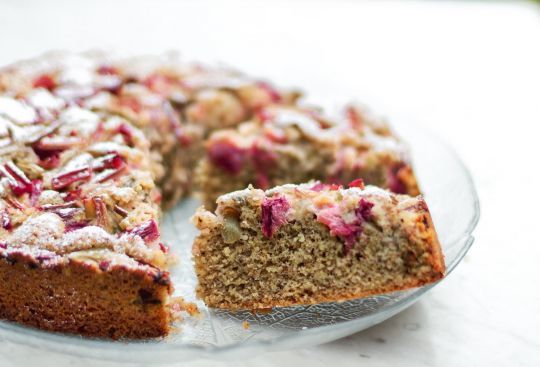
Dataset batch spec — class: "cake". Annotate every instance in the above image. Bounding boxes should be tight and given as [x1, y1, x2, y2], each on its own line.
[0, 51, 443, 339]
[196, 104, 420, 209]
[192, 181, 444, 310]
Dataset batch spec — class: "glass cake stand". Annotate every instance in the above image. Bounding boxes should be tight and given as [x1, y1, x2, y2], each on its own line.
[0, 123, 480, 364]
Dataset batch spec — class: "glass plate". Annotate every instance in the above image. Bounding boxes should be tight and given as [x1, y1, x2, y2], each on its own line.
[0, 123, 480, 363]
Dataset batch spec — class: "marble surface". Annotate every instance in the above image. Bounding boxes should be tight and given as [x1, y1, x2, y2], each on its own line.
[0, 0, 539, 366]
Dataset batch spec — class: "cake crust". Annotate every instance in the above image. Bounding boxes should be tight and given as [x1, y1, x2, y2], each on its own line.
[0, 251, 171, 339]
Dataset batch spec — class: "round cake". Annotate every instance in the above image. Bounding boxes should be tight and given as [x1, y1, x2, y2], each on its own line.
[0, 52, 442, 339]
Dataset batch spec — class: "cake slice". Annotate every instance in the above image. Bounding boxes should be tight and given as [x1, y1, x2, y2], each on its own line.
[196, 104, 420, 209]
[192, 181, 444, 310]
[0, 94, 177, 338]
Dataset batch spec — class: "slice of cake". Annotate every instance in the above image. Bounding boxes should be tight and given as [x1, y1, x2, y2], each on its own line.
[196, 105, 420, 209]
[0, 52, 300, 206]
[192, 181, 444, 310]
[0, 94, 176, 338]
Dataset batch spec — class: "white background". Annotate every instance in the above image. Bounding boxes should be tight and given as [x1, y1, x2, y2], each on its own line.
[0, 0, 539, 366]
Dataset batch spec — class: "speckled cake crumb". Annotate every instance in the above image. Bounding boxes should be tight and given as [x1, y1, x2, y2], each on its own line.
[192, 182, 444, 310]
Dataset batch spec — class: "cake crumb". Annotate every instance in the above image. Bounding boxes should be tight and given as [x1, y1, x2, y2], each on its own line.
[242, 320, 250, 330]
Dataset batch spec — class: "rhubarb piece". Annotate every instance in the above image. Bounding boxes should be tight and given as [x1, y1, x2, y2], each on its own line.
[348, 178, 365, 189]
[257, 81, 282, 103]
[116, 123, 134, 146]
[193, 183, 445, 310]
[207, 140, 246, 175]
[32, 145, 62, 169]
[310, 182, 342, 192]
[92, 196, 109, 230]
[129, 219, 160, 243]
[315, 205, 361, 253]
[33, 74, 56, 90]
[92, 153, 125, 171]
[34, 136, 80, 151]
[29, 180, 42, 207]
[1, 210, 11, 230]
[113, 205, 128, 217]
[261, 195, 290, 238]
[0, 162, 34, 196]
[51, 166, 92, 190]
[95, 165, 127, 183]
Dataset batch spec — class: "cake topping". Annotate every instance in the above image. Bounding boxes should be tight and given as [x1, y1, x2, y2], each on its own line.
[1, 209, 12, 230]
[208, 140, 246, 175]
[261, 195, 290, 238]
[348, 178, 365, 189]
[51, 166, 92, 190]
[0, 161, 34, 196]
[310, 182, 342, 192]
[32, 74, 57, 91]
[387, 163, 408, 194]
[129, 219, 160, 243]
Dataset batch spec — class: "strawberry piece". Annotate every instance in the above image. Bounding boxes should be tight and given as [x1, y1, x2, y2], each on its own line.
[0, 162, 34, 196]
[33, 74, 56, 90]
[348, 178, 365, 189]
[261, 195, 290, 238]
[129, 219, 160, 242]
[51, 166, 92, 190]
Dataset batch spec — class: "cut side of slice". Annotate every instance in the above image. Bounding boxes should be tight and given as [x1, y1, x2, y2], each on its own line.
[192, 182, 444, 310]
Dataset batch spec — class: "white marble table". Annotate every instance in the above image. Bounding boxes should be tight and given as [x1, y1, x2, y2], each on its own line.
[0, 0, 539, 366]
